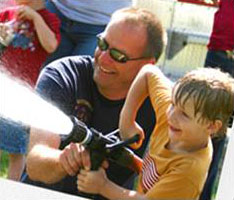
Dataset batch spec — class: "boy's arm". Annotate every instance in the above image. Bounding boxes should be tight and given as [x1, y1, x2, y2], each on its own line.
[119, 64, 172, 148]
[77, 168, 147, 200]
[17, 6, 58, 53]
[32, 12, 58, 53]
[119, 64, 159, 148]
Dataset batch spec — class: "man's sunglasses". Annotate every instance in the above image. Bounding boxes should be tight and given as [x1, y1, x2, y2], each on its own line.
[96, 35, 150, 63]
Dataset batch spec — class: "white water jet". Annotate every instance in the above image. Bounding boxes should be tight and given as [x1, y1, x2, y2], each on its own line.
[0, 71, 73, 135]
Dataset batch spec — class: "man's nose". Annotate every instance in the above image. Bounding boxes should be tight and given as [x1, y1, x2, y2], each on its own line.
[98, 49, 115, 64]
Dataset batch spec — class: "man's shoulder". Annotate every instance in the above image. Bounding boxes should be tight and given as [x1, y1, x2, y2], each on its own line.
[41, 55, 94, 85]
[45, 55, 94, 71]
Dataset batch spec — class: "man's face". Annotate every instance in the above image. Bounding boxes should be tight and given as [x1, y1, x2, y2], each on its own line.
[93, 20, 153, 100]
[166, 90, 211, 151]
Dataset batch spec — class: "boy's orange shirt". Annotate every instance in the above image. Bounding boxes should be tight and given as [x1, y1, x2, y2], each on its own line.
[137, 72, 212, 200]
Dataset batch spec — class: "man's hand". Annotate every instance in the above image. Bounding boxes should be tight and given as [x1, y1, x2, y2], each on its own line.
[59, 143, 91, 176]
[77, 167, 108, 194]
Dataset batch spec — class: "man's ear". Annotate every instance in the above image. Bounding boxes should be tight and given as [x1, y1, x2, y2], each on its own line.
[208, 120, 223, 136]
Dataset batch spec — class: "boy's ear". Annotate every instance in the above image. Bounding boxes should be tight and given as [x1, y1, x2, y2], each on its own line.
[207, 120, 223, 135]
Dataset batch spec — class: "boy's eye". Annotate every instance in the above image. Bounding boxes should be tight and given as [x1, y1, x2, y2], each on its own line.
[182, 109, 193, 119]
[170, 101, 175, 107]
[182, 111, 189, 118]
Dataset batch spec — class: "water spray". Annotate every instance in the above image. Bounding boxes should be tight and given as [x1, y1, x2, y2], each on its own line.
[60, 116, 142, 172]
[0, 71, 142, 172]
[0, 71, 73, 135]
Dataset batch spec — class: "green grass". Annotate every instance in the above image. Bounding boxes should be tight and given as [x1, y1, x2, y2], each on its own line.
[0, 151, 9, 178]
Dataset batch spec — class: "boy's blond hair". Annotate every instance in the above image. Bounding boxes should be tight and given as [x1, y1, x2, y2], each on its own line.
[173, 68, 234, 135]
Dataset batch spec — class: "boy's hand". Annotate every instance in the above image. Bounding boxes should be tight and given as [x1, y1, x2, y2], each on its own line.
[120, 121, 145, 149]
[77, 167, 108, 194]
[0, 24, 9, 43]
[16, 5, 39, 21]
[0, 22, 14, 46]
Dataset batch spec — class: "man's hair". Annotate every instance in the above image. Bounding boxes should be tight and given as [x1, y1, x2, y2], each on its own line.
[111, 7, 165, 60]
[173, 68, 234, 135]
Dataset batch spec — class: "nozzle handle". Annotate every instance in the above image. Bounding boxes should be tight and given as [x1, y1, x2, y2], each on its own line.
[107, 134, 140, 151]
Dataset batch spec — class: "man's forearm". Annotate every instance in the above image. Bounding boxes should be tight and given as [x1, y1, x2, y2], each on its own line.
[26, 128, 67, 184]
[26, 145, 67, 184]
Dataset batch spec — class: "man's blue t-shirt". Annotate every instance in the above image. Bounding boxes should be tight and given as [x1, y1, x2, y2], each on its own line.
[23, 56, 156, 199]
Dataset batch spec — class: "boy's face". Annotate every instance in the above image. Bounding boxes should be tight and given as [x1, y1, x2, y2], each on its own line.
[166, 91, 211, 150]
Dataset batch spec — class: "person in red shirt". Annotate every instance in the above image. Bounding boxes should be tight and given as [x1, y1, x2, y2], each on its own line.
[201, 0, 234, 199]
[0, 0, 61, 86]
[0, 0, 60, 181]
[205, 0, 234, 76]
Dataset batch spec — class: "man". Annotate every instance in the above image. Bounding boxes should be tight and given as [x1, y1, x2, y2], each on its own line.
[22, 7, 165, 200]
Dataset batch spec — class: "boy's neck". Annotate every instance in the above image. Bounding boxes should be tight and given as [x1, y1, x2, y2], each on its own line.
[167, 139, 208, 153]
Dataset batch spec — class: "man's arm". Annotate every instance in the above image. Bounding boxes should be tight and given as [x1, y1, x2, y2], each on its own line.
[26, 127, 91, 184]
[26, 127, 65, 183]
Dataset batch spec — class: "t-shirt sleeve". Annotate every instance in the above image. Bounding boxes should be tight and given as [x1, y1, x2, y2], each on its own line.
[146, 173, 199, 200]
[35, 62, 71, 114]
[35, 56, 93, 115]
[0, 9, 14, 23]
[0, 11, 5, 22]
[147, 69, 173, 124]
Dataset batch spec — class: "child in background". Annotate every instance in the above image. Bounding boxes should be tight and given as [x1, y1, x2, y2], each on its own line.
[0, 0, 60, 85]
[77, 66, 234, 200]
[0, 0, 60, 181]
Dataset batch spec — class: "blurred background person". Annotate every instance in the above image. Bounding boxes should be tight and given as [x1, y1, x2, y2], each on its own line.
[201, 0, 234, 199]
[44, 0, 132, 65]
[0, 0, 60, 181]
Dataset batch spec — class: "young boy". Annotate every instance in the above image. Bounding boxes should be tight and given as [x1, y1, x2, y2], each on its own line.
[0, 0, 60, 181]
[0, 0, 60, 86]
[77, 65, 234, 200]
